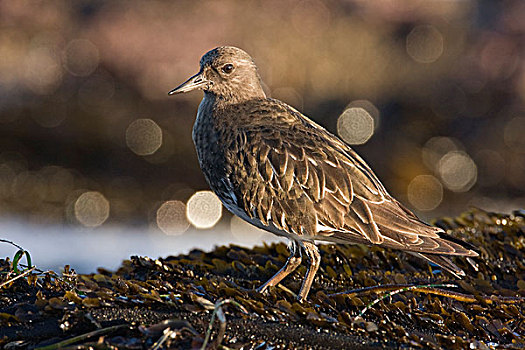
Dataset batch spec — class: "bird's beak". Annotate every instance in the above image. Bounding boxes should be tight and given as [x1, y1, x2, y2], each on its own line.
[168, 71, 209, 95]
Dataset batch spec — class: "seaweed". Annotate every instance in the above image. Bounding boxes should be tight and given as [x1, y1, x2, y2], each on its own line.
[1, 208, 524, 349]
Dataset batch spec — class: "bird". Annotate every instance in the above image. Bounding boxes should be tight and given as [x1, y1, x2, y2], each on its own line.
[169, 46, 478, 302]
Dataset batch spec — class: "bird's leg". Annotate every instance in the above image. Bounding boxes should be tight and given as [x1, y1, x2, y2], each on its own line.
[297, 242, 321, 302]
[256, 240, 302, 295]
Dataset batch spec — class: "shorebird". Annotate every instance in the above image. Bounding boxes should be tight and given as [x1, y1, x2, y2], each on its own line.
[169, 46, 478, 302]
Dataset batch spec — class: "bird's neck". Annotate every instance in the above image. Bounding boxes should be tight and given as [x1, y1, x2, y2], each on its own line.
[205, 86, 266, 106]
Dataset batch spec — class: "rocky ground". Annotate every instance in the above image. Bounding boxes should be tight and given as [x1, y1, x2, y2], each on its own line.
[1, 208, 524, 349]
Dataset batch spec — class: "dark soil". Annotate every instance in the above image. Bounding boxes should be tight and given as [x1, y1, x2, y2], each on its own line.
[1, 208, 524, 349]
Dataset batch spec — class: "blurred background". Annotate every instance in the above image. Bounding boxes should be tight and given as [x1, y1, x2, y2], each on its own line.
[0, 0, 524, 271]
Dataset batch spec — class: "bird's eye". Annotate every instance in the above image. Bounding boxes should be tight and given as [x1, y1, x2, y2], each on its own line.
[221, 64, 234, 74]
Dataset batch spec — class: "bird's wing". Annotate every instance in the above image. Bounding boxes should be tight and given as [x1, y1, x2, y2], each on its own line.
[224, 99, 476, 257]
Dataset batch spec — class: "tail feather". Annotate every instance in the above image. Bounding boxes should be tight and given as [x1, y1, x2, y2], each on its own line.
[409, 252, 466, 278]
[366, 200, 441, 237]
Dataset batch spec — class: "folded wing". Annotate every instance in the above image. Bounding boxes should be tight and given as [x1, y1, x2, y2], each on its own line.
[223, 99, 477, 276]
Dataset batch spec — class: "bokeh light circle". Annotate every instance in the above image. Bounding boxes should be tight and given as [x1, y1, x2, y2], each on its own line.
[439, 151, 477, 192]
[63, 39, 99, 77]
[337, 107, 374, 145]
[74, 191, 110, 227]
[407, 175, 443, 211]
[156, 200, 190, 235]
[125, 119, 163, 156]
[406, 25, 444, 63]
[186, 191, 222, 229]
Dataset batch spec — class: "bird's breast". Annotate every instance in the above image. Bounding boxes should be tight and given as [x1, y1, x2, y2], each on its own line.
[192, 97, 233, 204]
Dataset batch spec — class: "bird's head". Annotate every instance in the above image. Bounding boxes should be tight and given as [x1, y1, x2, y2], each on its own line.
[169, 46, 266, 102]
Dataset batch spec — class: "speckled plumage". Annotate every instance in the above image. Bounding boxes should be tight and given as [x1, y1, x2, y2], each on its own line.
[170, 46, 478, 301]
